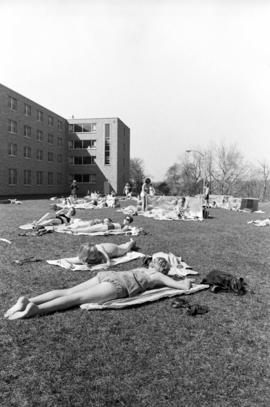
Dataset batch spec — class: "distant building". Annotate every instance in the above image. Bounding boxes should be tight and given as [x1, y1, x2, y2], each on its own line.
[0, 83, 130, 197]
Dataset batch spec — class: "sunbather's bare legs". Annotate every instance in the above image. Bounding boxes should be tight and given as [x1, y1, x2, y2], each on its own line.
[5, 279, 119, 319]
[69, 223, 108, 233]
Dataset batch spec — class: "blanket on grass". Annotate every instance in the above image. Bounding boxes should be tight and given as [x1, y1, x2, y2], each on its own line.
[80, 283, 209, 310]
[47, 252, 198, 277]
[19, 221, 146, 236]
[54, 224, 146, 236]
[47, 251, 145, 271]
[247, 218, 270, 227]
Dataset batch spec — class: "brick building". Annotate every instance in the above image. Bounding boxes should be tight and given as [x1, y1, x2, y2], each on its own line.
[0, 83, 130, 197]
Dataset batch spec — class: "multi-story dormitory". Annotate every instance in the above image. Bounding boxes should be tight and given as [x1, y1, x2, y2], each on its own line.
[0, 83, 130, 198]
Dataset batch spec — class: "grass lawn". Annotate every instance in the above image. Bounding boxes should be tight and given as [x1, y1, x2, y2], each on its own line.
[0, 199, 269, 407]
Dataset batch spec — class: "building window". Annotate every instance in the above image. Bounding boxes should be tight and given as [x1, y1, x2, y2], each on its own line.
[36, 171, 43, 185]
[57, 154, 63, 163]
[24, 170, 31, 185]
[9, 169, 17, 185]
[48, 133, 54, 144]
[72, 156, 96, 165]
[72, 174, 96, 184]
[48, 172, 54, 185]
[8, 96, 17, 111]
[36, 149, 43, 160]
[70, 123, 97, 133]
[104, 123, 110, 165]
[48, 152, 54, 162]
[89, 174, 96, 184]
[58, 120, 63, 131]
[8, 143, 17, 156]
[24, 103, 31, 116]
[84, 139, 96, 149]
[37, 130, 43, 142]
[57, 173, 63, 184]
[8, 119, 17, 134]
[48, 115, 54, 126]
[57, 136, 63, 146]
[24, 146, 32, 159]
[24, 125, 31, 138]
[37, 110, 44, 122]
[68, 139, 97, 149]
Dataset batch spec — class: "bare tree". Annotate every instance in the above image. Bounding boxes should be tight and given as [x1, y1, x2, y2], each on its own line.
[211, 143, 247, 195]
[130, 157, 146, 193]
[258, 160, 270, 201]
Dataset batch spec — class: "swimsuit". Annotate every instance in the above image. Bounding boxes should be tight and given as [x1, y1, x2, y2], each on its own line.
[97, 268, 155, 298]
[56, 214, 71, 224]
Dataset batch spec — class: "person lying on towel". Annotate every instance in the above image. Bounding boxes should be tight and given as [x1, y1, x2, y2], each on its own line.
[66, 239, 137, 269]
[63, 215, 133, 234]
[4, 257, 193, 319]
[32, 205, 76, 229]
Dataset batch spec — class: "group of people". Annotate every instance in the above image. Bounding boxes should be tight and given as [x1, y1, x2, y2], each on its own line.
[5, 176, 209, 320]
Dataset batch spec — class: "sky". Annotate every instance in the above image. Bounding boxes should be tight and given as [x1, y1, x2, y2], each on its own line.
[1, 0, 270, 181]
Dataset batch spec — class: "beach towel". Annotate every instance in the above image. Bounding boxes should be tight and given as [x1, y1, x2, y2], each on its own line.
[247, 218, 270, 227]
[54, 224, 146, 236]
[47, 251, 145, 271]
[80, 283, 209, 310]
[152, 252, 198, 277]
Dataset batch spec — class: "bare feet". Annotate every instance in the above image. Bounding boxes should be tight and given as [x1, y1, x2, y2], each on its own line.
[4, 296, 30, 318]
[183, 278, 193, 290]
[8, 302, 38, 320]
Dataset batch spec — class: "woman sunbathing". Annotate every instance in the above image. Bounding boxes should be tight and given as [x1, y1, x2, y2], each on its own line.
[33, 206, 76, 229]
[66, 238, 136, 269]
[4, 257, 193, 319]
[64, 215, 133, 234]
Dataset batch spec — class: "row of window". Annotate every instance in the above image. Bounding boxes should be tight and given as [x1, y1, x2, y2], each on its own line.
[8, 120, 63, 145]
[8, 143, 63, 162]
[72, 174, 97, 184]
[8, 169, 63, 185]
[69, 123, 96, 133]
[69, 156, 96, 165]
[8, 96, 63, 130]
[68, 139, 96, 149]
[104, 123, 110, 165]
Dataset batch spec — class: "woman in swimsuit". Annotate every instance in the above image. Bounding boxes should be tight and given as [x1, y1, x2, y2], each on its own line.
[140, 178, 151, 211]
[66, 238, 136, 269]
[64, 215, 133, 234]
[4, 257, 193, 319]
[33, 206, 76, 229]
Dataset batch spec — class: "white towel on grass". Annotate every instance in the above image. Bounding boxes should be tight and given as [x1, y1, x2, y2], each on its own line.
[54, 224, 145, 236]
[47, 251, 145, 271]
[80, 284, 209, 310]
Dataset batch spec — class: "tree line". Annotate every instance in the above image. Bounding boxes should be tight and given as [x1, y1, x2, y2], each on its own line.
[130, 143, 270, 200]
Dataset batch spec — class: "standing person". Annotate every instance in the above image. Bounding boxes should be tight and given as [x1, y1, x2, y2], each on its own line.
[4, 258, 193, 319]
[70, 180, 79, 199]
[203, 183, 210, 208]
[140, 178, 151, 211]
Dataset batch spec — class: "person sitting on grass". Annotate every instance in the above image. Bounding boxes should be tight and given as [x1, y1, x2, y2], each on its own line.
[32, 206, 76, 229]
[64, 215, 133, 234]
[4, 257, 193, 319]
[65, 238, 136, 269]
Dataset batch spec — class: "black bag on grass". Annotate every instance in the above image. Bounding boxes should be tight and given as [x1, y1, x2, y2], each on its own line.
[201, 269, 247, 295]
